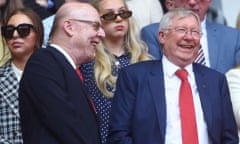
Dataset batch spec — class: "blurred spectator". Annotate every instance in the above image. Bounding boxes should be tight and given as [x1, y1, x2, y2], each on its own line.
[207, 0, 226, 25]
[237, 12, 240, 29]
[23, 0, 64, 19]
[159, 0, 167, 13]
[0, 7, 43, 143]
[0, 0, 24, 66]
[126, 0, 163, 29]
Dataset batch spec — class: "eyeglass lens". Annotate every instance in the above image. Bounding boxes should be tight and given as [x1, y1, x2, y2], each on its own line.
[69, 19, 101, 31]
[1, 24, 34, 39]
[101, 10, 132, 21]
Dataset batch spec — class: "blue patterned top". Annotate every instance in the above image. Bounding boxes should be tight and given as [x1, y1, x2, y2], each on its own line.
[80, 53, 130, 144]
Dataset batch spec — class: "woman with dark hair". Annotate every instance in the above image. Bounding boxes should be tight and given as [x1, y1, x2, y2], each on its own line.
[0, 0, 24, 66]
[0, 8, 43, 143]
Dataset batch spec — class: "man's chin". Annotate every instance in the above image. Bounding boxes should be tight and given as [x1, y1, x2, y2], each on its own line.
[85, 53, 95, 62]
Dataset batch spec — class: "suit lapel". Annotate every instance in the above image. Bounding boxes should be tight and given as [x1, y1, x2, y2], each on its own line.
[193, 64, 213, 129]
[0, 62, 20, 117]
[51, 47, 97, 115]
[148, 61, 166, 141]
[206, 22, 219, 69]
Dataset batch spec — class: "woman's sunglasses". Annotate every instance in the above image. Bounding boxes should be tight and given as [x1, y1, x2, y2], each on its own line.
[101, 10, 132, 21]
[1, 23, 34, 39]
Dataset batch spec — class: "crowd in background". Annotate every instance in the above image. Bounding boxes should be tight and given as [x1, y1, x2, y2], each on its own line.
[0, 0, 240, 144]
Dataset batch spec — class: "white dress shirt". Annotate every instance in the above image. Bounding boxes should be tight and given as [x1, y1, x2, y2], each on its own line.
[11, 62, 23, 82]
[162, 56, 210, 144]
[50, 44, 76, 70]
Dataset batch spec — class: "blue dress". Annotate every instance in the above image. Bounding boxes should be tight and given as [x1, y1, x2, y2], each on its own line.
[81, 53, 130, 144]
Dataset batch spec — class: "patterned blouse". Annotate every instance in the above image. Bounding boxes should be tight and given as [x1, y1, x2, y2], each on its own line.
[81, 53, 130, 144]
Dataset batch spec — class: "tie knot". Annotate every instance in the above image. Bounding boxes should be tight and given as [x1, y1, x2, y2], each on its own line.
[175, 69, 188, 81]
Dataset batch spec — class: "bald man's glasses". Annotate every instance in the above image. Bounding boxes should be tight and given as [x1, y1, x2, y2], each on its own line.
[70, 19, 101, 31]
[101, 10, 132, 21]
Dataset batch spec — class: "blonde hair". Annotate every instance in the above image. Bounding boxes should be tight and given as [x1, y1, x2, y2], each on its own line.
[92, 0, 152, 98]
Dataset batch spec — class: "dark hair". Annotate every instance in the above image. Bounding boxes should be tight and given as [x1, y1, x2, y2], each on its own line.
[0, 0, 24, 62]
[5, 8, 44, 48]
[0, 0, 24, 25]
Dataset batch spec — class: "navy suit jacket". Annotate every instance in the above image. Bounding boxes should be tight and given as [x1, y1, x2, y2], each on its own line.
[19, 46, 100, 144]
[141, 22, 240, 73]
[108, 60, 238, 144]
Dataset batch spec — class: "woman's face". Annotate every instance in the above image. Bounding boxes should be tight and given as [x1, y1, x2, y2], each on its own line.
[4, 13, 37, 59]
[98, 0, 130, 40]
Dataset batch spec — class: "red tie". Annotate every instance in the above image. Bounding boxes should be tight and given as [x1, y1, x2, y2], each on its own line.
[176, 69, 198, 144]
[76, 68, 84, 82]
[76, 68, 96, 113]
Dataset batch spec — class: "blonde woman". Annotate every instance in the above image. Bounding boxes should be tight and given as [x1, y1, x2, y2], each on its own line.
[81, 0, 152, 143]
[226, 65, 240, 139]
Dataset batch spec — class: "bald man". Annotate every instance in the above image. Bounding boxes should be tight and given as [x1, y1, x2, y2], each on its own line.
[19, 2, 105, 144]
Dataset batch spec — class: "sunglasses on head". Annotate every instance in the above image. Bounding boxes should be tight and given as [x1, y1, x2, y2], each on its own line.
[1, 23, 34, 39]
[101, 10, 132, 21]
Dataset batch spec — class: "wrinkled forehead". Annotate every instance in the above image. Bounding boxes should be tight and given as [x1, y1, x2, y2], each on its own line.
[57, 2, 101, 21]
[170, 14, 201, 28]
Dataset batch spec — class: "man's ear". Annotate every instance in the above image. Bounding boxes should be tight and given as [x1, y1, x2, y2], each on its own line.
[63, 20, 74, 36]
[165, 0, 174, 11]
[158, 31, 166, 44]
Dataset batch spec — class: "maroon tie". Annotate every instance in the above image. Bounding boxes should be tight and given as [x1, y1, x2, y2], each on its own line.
[76, 68, 84, 82]
[75, 68, 96, 113]
[176, 69, 198, 144]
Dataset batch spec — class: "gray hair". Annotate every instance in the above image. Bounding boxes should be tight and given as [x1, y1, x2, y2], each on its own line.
[159, 8, 201, 31]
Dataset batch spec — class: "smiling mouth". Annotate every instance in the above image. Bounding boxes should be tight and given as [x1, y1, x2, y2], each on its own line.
[179, 44, 195, 49]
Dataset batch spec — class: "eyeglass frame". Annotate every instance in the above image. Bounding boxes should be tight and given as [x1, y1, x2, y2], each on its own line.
[163, 27, 202, 39]
[1, 23, 35, 39]
[179, 0, 210, 2]
[100, 10, 132, 21]
[69, 19, 102, 31]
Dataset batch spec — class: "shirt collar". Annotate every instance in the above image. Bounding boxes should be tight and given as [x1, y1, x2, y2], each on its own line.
[50, 43, 76, 69]
[162, 55, 194, 78]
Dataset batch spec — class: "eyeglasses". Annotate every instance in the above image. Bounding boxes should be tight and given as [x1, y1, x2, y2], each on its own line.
[180, 0, 210, 2]
[101, 10, 132, 21]
[165, 27, 202, 39]
[69, 19, 101, 31]
[1, 23, 34, 39]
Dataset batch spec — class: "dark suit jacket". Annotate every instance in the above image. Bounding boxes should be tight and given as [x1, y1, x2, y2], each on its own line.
[19, 46, 100, 144]
[141, 22, 240, 73]
[108, 60, 238, 144]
